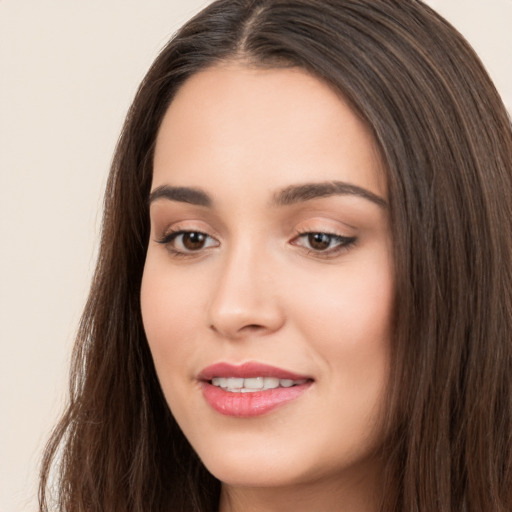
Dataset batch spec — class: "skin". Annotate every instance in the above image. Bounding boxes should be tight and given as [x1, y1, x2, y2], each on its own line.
[141, 63, 393, 512]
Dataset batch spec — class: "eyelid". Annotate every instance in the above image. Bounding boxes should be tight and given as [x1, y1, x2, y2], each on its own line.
[154, 218, 220, 241]
[289, 218, 357, 258]
[292, 229, 355, 248]
[154, 222, 220, 257]
[156, 229, 216, 244]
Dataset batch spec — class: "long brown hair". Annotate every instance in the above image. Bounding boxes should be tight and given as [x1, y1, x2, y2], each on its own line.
[39, 1, 512, 510]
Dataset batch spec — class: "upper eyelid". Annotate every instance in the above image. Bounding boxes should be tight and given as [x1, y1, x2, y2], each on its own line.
[292, 221, 355, 237]
[157, 228, 218, 242]
[293, 226, 350, 235]
[161, 228, 354, 245]
[153, 214, 357, 241]
[155, 220, 220, 238]
[292, 231, 356, 244]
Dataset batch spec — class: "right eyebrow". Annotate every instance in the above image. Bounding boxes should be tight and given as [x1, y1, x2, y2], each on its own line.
[148, 185, 212, 207]
[272, 181, 387, 208]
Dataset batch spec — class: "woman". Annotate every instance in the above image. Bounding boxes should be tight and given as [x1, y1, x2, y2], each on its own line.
[39, 1, 512, 511]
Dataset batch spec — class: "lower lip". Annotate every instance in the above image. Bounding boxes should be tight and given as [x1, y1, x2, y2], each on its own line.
[201, 382, 311, 417]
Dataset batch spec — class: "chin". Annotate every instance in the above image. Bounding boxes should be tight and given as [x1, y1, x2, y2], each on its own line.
[190, 426, 381, 491]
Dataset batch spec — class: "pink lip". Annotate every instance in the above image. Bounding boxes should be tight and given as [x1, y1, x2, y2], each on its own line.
[198, 362, 313, 418]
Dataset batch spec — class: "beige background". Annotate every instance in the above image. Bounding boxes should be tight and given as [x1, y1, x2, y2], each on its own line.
[1, 1, 511, 510]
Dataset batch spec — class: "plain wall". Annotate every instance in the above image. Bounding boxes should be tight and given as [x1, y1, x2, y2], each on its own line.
[1, 1, 511, 510]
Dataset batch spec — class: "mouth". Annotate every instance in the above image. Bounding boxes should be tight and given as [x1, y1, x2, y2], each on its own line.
[198, 362, 314, 417]
[210, 376, 309, 393]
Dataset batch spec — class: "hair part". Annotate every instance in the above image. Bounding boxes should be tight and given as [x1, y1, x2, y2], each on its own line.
[40, 1, 512, 511]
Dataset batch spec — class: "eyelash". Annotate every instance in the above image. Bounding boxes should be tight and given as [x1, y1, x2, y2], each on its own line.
[291, 230, 357, 258]
[156, 229, 357, 259]
[156, 229, 219, 258]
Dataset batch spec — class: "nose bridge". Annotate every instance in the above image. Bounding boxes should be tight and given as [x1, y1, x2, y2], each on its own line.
[207, 233, 283, 338]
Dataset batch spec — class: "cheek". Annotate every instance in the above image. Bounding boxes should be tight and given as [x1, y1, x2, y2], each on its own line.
[140, 263, 208, 426]
[140, 262, 203, 373]
[292, 255, 393, 348]
[289, 254, 393, 410]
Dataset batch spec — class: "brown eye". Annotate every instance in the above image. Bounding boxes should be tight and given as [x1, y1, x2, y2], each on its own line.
[157, 230, 219, 254]
[307, 233, 332, 251]
[182, 232, 207, 250]
[292, 231, 357, 256]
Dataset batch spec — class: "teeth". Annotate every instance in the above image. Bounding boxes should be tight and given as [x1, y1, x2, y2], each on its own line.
[244, 377, 263, 389]
[211, 376, 306, 392]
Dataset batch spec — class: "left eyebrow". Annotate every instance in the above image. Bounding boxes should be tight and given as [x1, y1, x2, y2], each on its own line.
[272, 181, 387, 208]
[148, 185, 212, 207]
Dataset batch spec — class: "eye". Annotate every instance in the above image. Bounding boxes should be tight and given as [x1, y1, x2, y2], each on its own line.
[292, 231, 356, 255]
[157, 230, 219, 254]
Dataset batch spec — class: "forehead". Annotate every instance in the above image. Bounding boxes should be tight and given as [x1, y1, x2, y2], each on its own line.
[153, 63, 386, 200]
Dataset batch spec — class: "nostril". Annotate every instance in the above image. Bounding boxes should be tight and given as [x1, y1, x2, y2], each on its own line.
[242, 324, 265, 332]
[209, 323, 265, 336]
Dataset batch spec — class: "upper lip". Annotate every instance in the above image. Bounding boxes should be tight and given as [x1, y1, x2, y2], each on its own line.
[198, 361, 312, 381]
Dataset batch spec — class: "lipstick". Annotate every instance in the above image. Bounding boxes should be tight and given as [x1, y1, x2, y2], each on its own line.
[198, 362, 313, 417]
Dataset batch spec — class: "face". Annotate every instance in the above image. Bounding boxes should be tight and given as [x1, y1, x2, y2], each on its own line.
[141, 64, 393, 498]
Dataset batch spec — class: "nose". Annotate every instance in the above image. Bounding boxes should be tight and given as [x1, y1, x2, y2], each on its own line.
[207, 241, 285, 340]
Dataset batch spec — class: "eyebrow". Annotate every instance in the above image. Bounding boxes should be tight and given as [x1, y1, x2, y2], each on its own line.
[149, 185, 212, 207]
[148, 181, 387, 209]
[272, 181, 387, 208]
